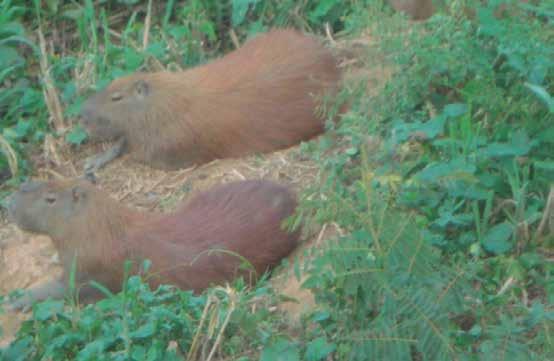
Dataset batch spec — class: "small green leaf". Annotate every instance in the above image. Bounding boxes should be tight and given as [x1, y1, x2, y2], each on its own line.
[45, 0, 60, 14]
[66, 97, 84, 117]
[309, 0, 338, 20]
[168, 25, 189, 40]
[247, 20, 266, 37]
[131, 345, 146, 360]
[534, 161, 554, 170]
[392, 116, 446, 143]
[145, 42, 166, 60]
[0, 45, 23, 67]
[199, 21, 216, 42]
[482, 222, 513, 255]
[0, 22, 25, 37]
[468, 325, 482, 338]
[519, 253, 543, 269]
[260, 338, 300, 361]
[1, 336, 33, 361]
[130, 322, 156, 339]
[0, 35, 39, 55]
[62, 83, 77, 103]
[345, 147, 358, 156]
[14, 120, 32, 139]
[480, 142, 530, 158]
[415, 158, 476, 183]
[232, 0, 258, 26]
[88, 280, 115, 298]
[124, 48, 144, 71]
[0, 64, 20, 82]
[442, 103, 468, 117]
[62, 8, 84, 20]
[469, 243, 482, 257]
[525, 82, 553, 112]
[33, 300, 64, 321]
[77, 339, 106, 360]
[305, 337, 336, 361]
[65, 125, 88, 145]
[142, 259, 152, 273]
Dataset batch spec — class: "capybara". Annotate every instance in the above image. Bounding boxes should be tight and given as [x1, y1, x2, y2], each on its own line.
[387, 0, 531, 21]
[387, 0, 436, 20]
[80, 28, 341, 173]
[6, 178, 300, 309]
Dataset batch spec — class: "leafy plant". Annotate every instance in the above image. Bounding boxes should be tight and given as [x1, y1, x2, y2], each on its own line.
[296, 0, 554, 359]
[2, 259, 293, 361]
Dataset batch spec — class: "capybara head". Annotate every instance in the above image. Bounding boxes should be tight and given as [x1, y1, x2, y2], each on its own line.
[80, 74, 161, 141]
[8, 179, 102, 238]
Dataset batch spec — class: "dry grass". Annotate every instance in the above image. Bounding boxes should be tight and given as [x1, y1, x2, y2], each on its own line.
[38, 26, 66, 133]
[0, 134, 18, 178]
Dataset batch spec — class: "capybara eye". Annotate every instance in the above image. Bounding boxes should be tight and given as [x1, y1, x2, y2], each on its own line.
[134, 80, 149, 97]
[110, 92, 123, 102]
[44, 195, 57, 204]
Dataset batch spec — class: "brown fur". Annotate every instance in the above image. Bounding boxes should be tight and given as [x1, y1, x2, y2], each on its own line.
[387, 0, 436, 20]
[81, 28, 341, 170]
[387, 0, 531, 21]
[7, 179, 300, 300]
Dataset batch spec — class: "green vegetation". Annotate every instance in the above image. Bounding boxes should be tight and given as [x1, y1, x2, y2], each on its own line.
[297, 1, 553, 359]
[3, 260, 291, 361]
[1, 0, 553, 360]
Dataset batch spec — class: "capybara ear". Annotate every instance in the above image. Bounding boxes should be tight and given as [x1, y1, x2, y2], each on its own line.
[71, 185, 87, 203]
[133, 79, 150, 98]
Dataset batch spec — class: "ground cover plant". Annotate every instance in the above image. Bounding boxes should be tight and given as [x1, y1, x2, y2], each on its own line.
[296, 1, 553, 359]
[1, 0, 553, 360]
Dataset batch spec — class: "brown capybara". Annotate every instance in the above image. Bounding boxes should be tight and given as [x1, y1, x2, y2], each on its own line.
[387, 0, 531, 21]
[6, 178, 300, 310]
[387, 0, 436, 20]
[80, 28, 341, 173]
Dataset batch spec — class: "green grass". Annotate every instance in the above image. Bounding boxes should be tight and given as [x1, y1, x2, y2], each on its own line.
[1, 0, 554, 360]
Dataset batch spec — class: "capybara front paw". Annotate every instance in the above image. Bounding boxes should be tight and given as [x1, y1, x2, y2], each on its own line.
[83, 156, 102, 175]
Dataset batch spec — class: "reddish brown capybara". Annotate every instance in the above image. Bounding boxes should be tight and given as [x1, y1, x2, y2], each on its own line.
[80, 28, 341, 173]
[6, 178, 300, 309]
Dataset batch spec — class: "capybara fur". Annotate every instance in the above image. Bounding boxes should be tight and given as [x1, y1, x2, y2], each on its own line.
[80, 28, 341, 171]
[387, 0, 531, 21]
[387, 0, 436, 20]
[7, 179, 300, 308]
